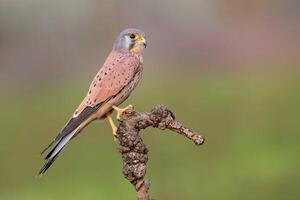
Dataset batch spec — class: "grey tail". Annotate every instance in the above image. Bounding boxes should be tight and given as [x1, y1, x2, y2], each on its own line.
[38, 128, 78, 176]
[40, 104, 101, 156]
[38, 104, 102, 176]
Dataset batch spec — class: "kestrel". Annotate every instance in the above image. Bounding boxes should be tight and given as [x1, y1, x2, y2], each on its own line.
[38, 28, 147, 175]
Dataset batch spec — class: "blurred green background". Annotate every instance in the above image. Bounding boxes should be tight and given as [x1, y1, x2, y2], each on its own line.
[0, 0, 300, 199]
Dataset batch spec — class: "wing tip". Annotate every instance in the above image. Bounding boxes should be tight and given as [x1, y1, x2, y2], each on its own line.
[40, 140, 56, 155]
[38, 149, 62, 176]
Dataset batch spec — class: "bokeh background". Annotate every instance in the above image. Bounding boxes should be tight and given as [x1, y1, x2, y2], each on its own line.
[0, 0, 299, 199]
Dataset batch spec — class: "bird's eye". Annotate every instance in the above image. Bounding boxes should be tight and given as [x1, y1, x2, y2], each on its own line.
[129, 34, 136, 39]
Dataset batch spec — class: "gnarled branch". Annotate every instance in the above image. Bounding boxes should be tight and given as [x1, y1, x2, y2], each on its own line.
[116, 105, 205, 200]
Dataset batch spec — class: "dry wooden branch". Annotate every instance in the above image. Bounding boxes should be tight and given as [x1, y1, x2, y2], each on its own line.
[116, 105, 205, 200]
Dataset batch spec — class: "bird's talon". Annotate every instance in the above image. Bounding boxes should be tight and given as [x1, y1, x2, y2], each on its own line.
[112, 128, 118, 141]
[113, 135, 117, 142]
[112, 127, 118, 136]
[113, 105, 134, 120]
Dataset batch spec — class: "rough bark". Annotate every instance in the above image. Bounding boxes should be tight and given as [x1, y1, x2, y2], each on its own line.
[116, 105, 205, 200]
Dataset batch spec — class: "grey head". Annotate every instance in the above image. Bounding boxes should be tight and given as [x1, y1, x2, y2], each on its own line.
[113, 28, 147, 53]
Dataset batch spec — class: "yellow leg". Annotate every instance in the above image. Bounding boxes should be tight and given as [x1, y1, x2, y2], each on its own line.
[106, 113, 118, 140]
[112, 104, 133, 120]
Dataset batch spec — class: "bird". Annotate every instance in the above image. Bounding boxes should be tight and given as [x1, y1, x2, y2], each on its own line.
[38, 28, 147, 175]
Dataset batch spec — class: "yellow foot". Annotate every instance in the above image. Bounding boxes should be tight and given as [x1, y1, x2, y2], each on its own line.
[112, 104, 133, 120]
[106, 113, 118, 141]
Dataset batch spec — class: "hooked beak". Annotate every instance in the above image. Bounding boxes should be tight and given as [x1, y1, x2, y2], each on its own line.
[139, 37, 147, 48]
[143, 39, 147, 48]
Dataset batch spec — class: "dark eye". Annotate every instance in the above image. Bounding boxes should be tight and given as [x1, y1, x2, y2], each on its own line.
[129, 34, 136, 39]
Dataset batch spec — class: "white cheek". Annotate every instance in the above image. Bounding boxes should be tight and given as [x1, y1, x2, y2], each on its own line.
[139, 56, 143, 63]
[125, 37, 131, 49]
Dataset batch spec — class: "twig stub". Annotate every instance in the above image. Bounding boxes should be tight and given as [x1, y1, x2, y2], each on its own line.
[116, 105, 205, 200]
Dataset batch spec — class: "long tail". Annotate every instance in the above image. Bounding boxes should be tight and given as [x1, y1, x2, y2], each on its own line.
[38, 127, 79, 176]
[38, 104, 101, 176]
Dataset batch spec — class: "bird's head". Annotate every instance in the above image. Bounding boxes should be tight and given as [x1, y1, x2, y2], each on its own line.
[113, 28, 147, 54]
